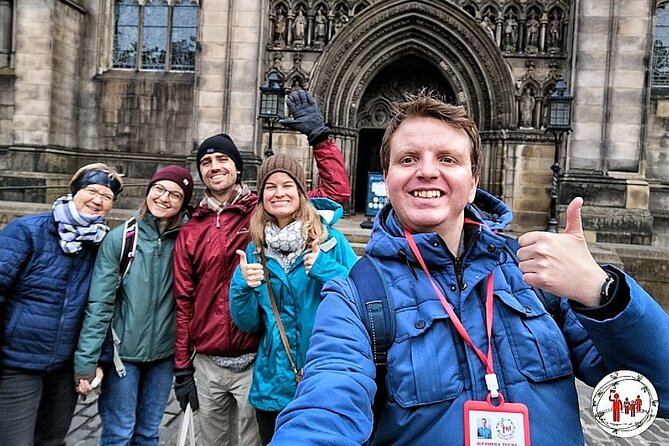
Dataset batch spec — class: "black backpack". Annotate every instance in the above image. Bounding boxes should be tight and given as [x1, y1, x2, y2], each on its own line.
[347, 235, 564, 443]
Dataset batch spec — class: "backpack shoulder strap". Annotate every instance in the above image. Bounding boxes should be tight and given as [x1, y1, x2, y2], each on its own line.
[348, 254, 395, 444]
[500, 234, 565, 329]
[118, 216, 138, 279]
[109, 216, 136, 378]
[348, 255, 395, 366]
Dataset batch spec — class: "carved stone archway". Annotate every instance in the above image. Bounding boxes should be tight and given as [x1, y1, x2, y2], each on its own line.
[309, 0, 514, 129]
[307, 0, 515, 206]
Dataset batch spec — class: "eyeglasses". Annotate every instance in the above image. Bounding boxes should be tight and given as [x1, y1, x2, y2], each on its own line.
[82, 187, 114, 203]
[151, 183, 184, 202]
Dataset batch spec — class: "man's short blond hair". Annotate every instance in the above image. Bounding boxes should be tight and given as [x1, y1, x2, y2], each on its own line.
[379, 92, 482, 176]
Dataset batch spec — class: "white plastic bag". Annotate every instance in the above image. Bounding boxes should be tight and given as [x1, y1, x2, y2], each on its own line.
[177, 403, 196, 446]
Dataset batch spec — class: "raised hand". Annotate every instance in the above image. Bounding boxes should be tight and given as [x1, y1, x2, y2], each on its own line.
[279, 90, 330, 145]
[303, 240, 321, 275]
[516, 197, 609, 307]
[236, 250, 264, 288]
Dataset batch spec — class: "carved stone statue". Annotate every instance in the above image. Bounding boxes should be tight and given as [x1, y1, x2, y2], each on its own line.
[334, 10, 349, 35]
[548, 13, 561, 49]
[525, 12, 539, 53]
[479, 15, 495, 41]
[293, 9, 306, 43]
[520, 87, 536, 128]
[314, 9, 326, 44]
[274, 11, 286, 44]
[504, 12, 518, 52]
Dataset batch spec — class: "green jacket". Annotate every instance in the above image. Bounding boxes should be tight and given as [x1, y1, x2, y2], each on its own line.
[74, 210, 185, 377]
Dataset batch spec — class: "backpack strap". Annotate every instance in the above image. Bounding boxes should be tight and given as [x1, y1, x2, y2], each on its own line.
[119, 216, 138, 279]
[109, 216, 137, 378]
[500, 235, 565, 329]
[348, 255, 395, 444]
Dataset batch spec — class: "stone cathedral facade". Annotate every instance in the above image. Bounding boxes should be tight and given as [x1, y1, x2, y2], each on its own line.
[2, 0, 669, 248]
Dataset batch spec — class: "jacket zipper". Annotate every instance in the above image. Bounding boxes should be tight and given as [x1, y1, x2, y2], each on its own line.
[398, 249, 417, 279]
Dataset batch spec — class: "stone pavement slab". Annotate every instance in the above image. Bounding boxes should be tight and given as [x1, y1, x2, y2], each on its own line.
[66, 380, 668, 445]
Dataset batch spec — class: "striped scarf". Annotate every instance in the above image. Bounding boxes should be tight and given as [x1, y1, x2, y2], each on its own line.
[52, 195, 110, 253]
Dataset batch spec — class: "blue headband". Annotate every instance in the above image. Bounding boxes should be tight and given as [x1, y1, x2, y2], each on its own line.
[72, 170, 123, 197]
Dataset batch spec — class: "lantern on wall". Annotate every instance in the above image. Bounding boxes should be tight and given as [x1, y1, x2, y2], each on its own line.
[545, 78, 574, 232]
[258, 69, 285, 158]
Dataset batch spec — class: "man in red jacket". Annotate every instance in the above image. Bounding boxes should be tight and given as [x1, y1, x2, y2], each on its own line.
[173, 90, 350, 446]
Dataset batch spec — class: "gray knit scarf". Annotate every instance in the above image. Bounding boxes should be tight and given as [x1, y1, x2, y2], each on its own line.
[264, 221, 306, 272]
[52, 195, 109, 253]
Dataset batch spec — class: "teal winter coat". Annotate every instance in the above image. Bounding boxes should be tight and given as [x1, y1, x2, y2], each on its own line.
[229, 198, 358, 411]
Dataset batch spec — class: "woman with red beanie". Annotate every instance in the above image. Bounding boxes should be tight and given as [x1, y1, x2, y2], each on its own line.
[74, 165, 194, 445]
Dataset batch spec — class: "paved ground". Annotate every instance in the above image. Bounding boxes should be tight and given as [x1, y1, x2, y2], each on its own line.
[65, 380, 668, 445]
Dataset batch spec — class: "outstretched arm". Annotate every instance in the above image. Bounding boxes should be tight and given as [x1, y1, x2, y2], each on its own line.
[280, 89, 350, 204]
[309, 139, 350, 205]
[517, 197, 669, 416]
[271, 278, 376, 445]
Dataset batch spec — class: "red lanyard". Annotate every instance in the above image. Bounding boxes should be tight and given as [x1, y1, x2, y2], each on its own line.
[404, 228, 500, 398]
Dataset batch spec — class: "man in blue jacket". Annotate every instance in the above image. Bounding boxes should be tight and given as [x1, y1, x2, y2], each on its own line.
[269, 93, 669, 445]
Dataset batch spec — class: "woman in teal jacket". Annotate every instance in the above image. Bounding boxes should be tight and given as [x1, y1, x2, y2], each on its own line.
[74, 166, 194, 445]
[230, 154, 358, 445]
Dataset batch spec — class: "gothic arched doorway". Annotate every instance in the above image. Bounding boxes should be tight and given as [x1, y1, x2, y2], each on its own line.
[308, 0, 515, 213]
[353, 55, 456, 212]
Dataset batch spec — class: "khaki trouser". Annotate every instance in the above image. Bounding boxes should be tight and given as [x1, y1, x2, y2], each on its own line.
[193, 354, 261, 446]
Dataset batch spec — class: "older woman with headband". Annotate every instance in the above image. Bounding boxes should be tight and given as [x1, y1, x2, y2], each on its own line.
[0, 163, 123, 446]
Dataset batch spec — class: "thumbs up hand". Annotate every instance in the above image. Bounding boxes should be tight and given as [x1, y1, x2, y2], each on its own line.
[303, 240, 321, 275]
[516, 197, 609, 306]
[236, 250, 264, 288]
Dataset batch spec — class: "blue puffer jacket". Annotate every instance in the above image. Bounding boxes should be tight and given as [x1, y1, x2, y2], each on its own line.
[230, 198, 359, 411]
[0, 212, 98, 372]
[271, 189, 669, 445]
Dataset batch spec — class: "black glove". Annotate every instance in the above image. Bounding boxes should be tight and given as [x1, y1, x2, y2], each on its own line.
[279, 90, 330, 146]
[174, 368, 199, 412]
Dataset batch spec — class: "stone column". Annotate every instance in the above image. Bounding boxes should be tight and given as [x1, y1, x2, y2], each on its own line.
[196, 0, 264, 165]
[564, 0, 654, 243]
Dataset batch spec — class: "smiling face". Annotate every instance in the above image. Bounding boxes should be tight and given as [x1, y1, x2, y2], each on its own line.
[146, 180, 184, 220]
[199, 153, 238, 201]
[384, 117, 478, 250]
[72, 185, 114, 217]
[262, 171, 300, 228]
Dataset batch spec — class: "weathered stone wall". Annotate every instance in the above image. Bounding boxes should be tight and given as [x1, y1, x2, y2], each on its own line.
[508, 141, 555, 231]
[95, 73, 195, 159]
[0, 75, 14, 146]
[50, 1, 84, 148]
[195, 0, 264, 154]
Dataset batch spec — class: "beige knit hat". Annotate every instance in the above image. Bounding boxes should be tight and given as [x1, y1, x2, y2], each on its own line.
[257, 154, 307, 197]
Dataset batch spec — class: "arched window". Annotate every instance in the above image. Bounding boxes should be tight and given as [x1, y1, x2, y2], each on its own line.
[113, 0, 198, 71]
[652, 2, 669, 87]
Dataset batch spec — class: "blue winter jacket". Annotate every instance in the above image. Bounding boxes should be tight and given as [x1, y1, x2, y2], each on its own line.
[230, 198, 359, 411]
[271, 190, 669, 445]
[0, 212, 98, 371]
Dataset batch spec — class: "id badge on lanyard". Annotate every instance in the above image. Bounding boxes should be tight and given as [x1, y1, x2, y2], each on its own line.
[404, 229, 531, 446]
[464, 394, 530, 446]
